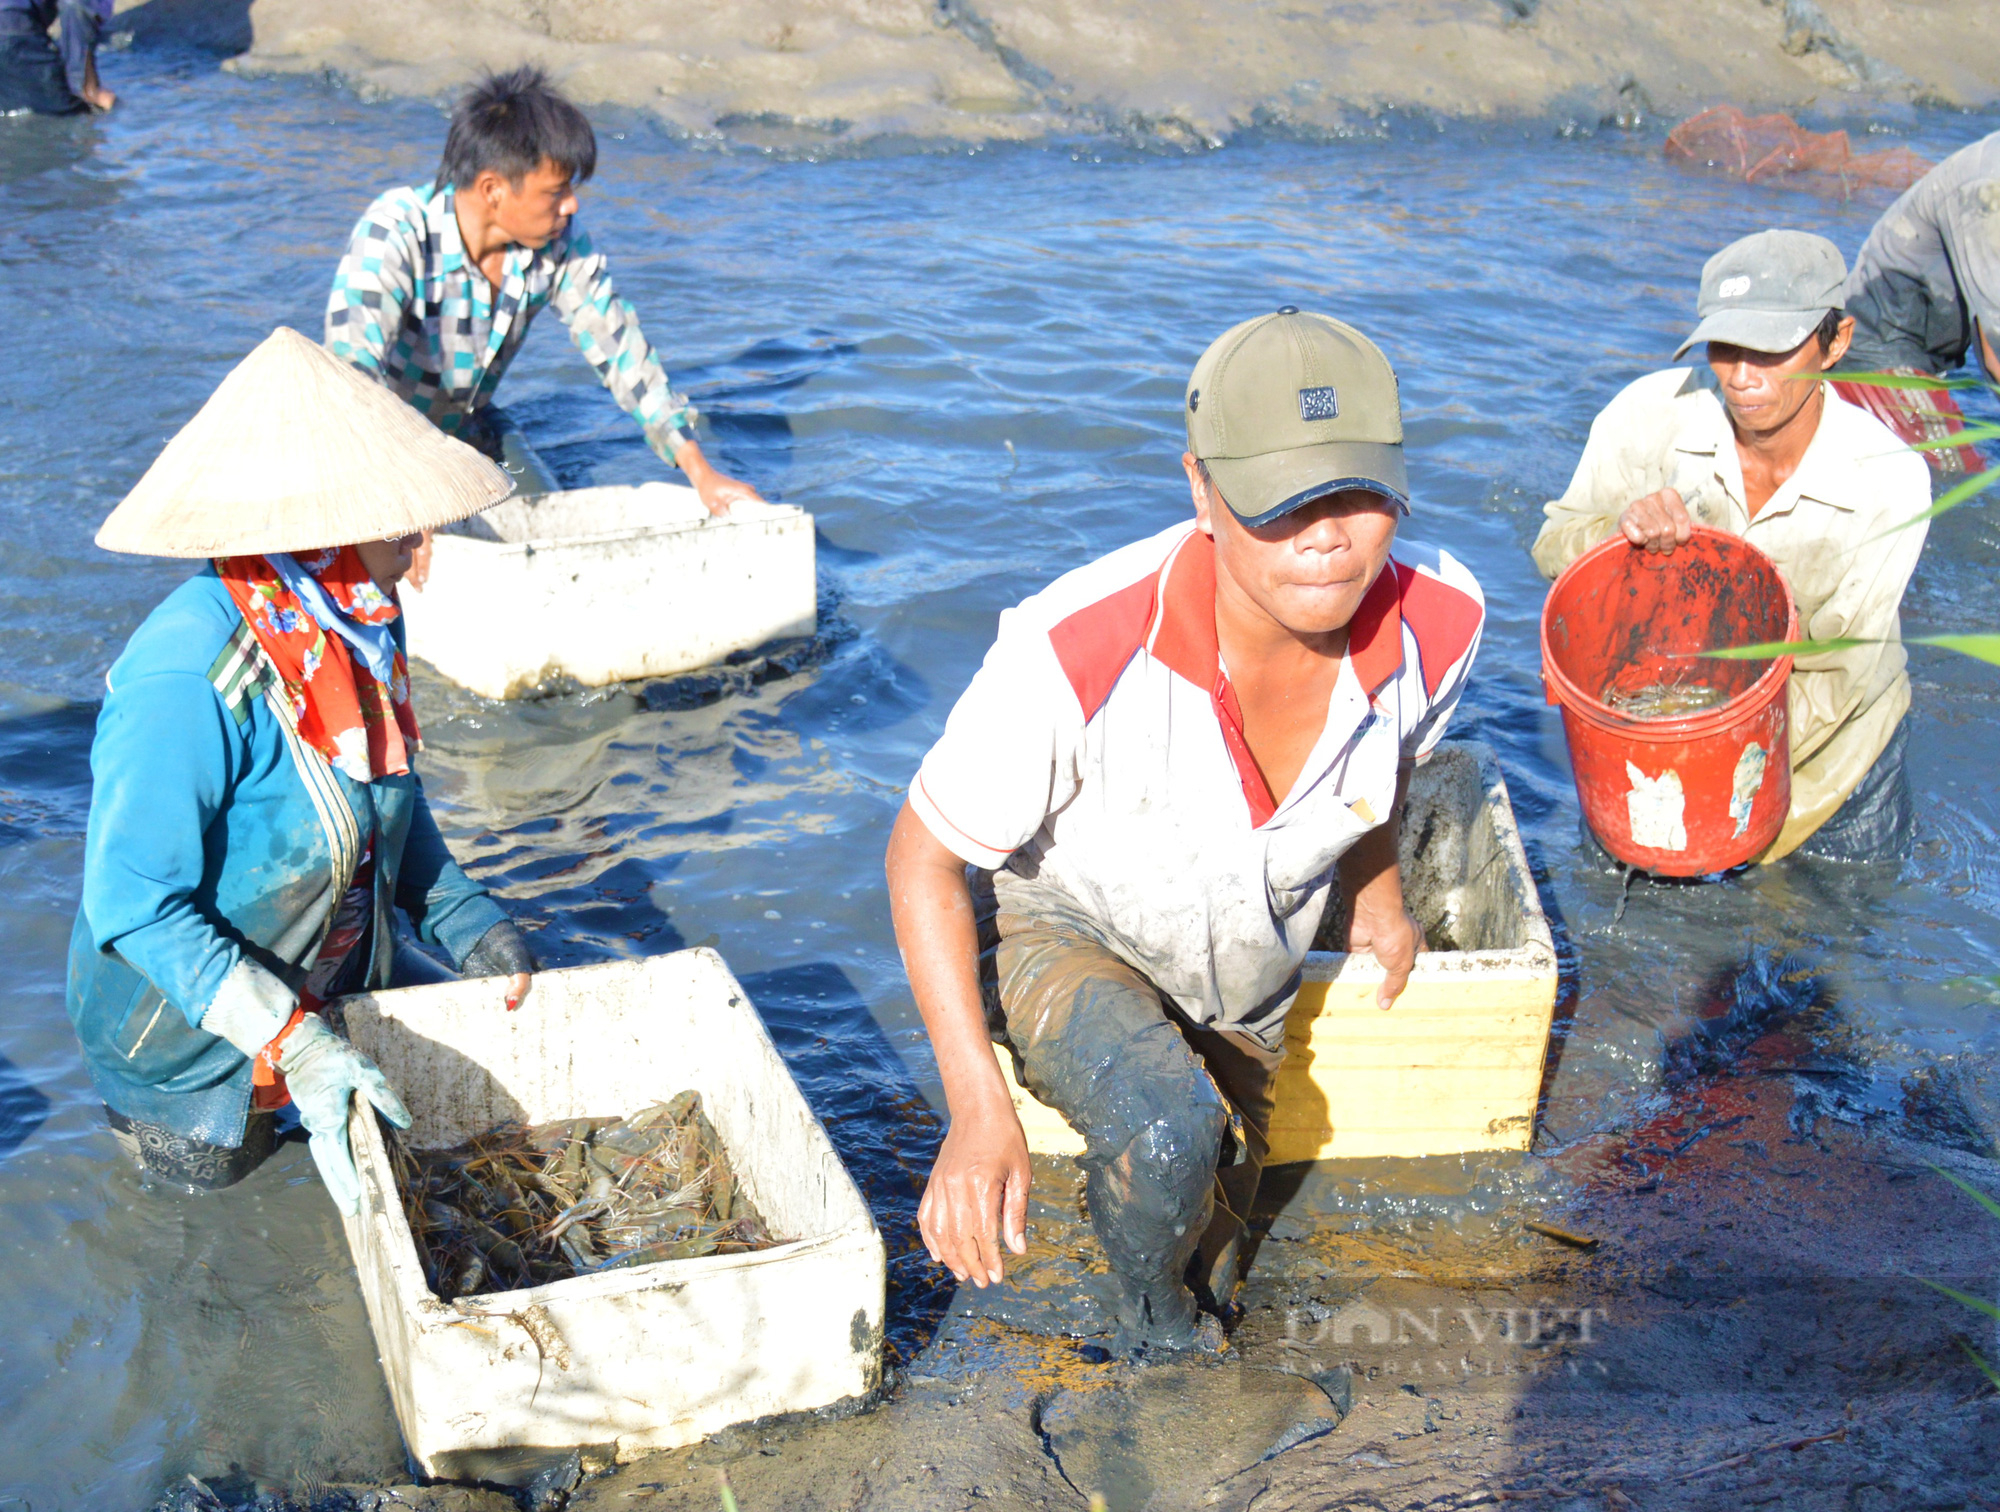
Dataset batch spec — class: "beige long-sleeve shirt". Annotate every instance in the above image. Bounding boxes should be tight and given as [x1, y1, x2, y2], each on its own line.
[1532, 367, 1931, 860]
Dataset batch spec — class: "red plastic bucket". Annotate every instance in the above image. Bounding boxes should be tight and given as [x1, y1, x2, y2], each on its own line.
[1540, 528, 1798, 876]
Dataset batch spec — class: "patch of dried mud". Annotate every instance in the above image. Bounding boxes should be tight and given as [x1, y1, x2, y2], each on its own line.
[199, 0, 2000, 149]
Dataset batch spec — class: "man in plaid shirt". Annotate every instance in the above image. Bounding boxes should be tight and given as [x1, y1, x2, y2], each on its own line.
[326, 66, 762, 580]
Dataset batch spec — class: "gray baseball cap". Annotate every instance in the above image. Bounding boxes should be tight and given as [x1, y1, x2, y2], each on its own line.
[1673, 229, 1847, 360]
[1186, 308, 1409, 527]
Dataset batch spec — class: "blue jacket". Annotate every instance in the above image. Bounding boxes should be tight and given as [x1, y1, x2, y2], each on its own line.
[66, 569, 507, 1146]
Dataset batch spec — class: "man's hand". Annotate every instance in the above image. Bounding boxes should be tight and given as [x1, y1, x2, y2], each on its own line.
[887, 800, 1032, 1287]
[673, 438, 766, 518]
[1618, 487, 1693, 555]
[1337, 764, 1427, 1010]
[1348, 899, 1427, 1011]
[919, 1097, 1031, 1288]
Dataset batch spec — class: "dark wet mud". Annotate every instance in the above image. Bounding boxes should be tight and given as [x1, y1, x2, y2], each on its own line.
[1, 35, 1998, 1512]
[580, 1071, 2000, 1510]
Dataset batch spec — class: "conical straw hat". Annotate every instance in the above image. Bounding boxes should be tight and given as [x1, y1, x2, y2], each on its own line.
[96, 327, 514, 558]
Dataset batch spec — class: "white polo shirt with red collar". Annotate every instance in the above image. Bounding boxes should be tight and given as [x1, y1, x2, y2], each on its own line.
[911, 518, 1485, 1049]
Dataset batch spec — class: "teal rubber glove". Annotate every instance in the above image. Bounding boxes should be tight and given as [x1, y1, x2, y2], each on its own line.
[278, 1015, 411, 1215]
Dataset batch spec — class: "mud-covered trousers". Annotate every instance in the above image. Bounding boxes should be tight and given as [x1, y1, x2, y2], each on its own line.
[1793, 717, 1914, 863]
[983, 912, 1284, 1314]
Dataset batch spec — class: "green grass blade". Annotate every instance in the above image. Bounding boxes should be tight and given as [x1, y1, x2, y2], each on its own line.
[1959, 1339, 2000, 1393]
[1869, 465, 2000, 538]
[1906, 425, 2000, 453]
[1922, 1278, 2000, 1325]
[1929, 1163, 2000, 1222]
[1700, 635, 2000, 667]
[1811, 370, 1993, 392]
[719, 1471, 741, 1512]
[1929, 466, 2000, 512]
[1910, 634, 2000, 667]
[1699, 637, 1869, 661]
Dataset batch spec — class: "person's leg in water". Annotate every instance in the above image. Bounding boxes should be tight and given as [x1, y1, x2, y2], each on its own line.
[1180, 1016, 1282, 1317]
[0, 27, 86, 115]
[991, 917, 1279, 1354]
[1792, 718, 1915, 865]
[416, 404, 561, 585]
[105, 1105, 282, 1193]
[54, 0, 107, 109]
[459, 404, 562, 499]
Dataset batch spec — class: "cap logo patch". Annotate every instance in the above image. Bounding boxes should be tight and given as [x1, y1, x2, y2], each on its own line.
[1298, 386, 1340, 422]
[1718, 275, 1752, 298]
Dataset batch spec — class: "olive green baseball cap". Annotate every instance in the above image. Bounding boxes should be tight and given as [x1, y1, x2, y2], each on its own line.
[1185, 307, 1409, 527]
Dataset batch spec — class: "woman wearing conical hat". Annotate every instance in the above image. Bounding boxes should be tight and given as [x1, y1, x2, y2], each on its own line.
[69, 328, 537, 1210]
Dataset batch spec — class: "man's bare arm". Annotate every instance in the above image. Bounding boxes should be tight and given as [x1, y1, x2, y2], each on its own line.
[669, 435, 766, 518]
[885, 801, 1029, 1287]
[1338, 764, 1426, 1009]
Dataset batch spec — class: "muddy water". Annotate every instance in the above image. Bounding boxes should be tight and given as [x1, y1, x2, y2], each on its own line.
[2, 39, 1998, 1509]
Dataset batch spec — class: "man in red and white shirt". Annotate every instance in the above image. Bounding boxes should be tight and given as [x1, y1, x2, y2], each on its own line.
[887, 309, 1485, 1354]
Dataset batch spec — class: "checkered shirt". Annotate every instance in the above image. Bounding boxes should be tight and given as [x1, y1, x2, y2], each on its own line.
[324, 182, 696, 458]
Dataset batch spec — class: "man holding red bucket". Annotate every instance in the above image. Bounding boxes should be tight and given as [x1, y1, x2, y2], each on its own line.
[1533, 230, 1931, 864]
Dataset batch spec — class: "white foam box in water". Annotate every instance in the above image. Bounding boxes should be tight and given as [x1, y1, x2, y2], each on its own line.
[1000, 742, 1560, 1163]
[399, 482, 817, 699]
[335, 950, 884, 1483]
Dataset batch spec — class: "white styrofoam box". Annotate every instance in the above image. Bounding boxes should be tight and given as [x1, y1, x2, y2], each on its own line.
[336, 950, 884, 1483]
[400, 482, 817, 699]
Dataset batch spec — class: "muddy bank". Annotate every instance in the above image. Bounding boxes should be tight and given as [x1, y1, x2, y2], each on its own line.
[566, 1060, 2000, 1512]
[205, 0, 2000, 149]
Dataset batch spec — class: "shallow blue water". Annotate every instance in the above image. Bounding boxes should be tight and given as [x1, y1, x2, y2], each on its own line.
[3, 40, 1998, 1507]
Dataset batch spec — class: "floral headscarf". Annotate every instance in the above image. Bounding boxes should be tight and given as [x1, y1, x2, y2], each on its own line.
[216, 546, 420, 783]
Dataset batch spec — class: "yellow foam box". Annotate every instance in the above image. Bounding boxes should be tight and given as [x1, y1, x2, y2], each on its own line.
[997, 742, 1559, 1164]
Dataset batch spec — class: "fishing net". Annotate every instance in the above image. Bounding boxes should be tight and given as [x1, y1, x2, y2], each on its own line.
[1664, 106, 1929, 197]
